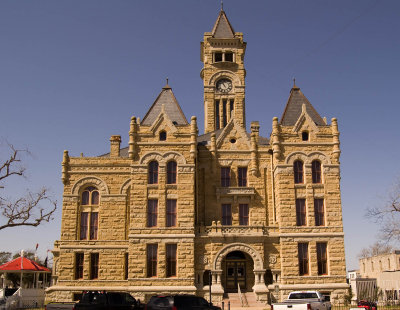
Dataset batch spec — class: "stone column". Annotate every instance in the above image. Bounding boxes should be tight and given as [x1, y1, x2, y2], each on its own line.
[211, 270, 224, 293]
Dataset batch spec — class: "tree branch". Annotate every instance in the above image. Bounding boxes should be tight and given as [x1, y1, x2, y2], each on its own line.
[0, 188, 57, 230]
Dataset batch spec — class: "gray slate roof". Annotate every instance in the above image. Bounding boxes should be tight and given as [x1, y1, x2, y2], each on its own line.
[141, 84, 188, 126]
[211, 10, 235, 38]
[280, 85, 325, 126]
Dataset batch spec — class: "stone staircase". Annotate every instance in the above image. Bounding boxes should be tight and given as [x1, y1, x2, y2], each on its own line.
[220, 292, 269, 310]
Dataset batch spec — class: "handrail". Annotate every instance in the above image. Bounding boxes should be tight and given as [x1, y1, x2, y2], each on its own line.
[237, 283, 248, 307]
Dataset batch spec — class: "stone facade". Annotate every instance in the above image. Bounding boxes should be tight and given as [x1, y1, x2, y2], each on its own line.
[46, 9, 348, 305]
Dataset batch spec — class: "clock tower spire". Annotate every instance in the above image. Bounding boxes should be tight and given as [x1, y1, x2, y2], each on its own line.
[200, 9, 246, 133]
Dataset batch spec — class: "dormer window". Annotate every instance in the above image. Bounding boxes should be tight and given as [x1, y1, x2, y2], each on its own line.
[225, 52, 233, 62]
[215, 52, 223, 62]
[159, 131, 167, 141]
[302, 131, 309, 141]
[213, 51, 234, 63]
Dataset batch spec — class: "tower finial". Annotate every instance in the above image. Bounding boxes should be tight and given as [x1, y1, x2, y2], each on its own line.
[293, 77, 296, 87]
[166, 77, 169, 85]
[221, 0, 223, 10]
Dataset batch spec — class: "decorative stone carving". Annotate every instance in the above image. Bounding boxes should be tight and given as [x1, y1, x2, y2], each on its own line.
[269, 255, 277, 264]
[71, 176, 109, 195]
[213, 243, 264, 270]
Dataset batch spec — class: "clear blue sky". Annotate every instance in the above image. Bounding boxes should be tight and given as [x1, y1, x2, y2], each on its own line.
[1, 0, 399, 270]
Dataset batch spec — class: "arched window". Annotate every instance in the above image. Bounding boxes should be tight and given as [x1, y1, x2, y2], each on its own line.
[312, 160, 322, 183]
[167, 161, 177, 184]
[159, 131, 167, 141]
[80, 186, 99, 240]
[148, 161, 159, 184]
[293, 160, 304, 184]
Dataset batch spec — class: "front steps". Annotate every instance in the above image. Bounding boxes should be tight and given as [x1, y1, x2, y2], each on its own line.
[219, 292, 269, 310]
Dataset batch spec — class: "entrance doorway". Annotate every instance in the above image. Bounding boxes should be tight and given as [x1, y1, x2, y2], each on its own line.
[225, 251, 247, 292]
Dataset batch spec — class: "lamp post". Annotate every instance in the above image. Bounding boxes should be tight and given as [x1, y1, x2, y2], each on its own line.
[209, 271, 212, 305]
[274, 284, 280, 302]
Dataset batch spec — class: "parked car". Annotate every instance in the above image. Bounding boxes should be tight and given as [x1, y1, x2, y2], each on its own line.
[272, 291, 331, 310]
[46, 291, 143, 310]
[357, 300, 377, 310]
[145, 295, 221, 310]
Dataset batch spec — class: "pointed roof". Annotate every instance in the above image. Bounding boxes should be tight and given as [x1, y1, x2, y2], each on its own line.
[211, 10, 235, 38]
[0, 256, 50, 272]
[141, 83, 188, 126]
[280, 84, 325, 126]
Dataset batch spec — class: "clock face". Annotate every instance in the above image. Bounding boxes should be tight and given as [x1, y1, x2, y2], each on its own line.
[216, 79, 232, 93]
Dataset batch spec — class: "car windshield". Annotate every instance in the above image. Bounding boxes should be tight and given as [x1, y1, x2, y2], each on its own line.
[289, 293, 319, 299]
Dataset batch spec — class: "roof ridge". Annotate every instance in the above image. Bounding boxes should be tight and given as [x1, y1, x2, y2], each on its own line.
[280, 86, 325, 126]
[141, 85, 188, 126]
[211, 10, 235, 38]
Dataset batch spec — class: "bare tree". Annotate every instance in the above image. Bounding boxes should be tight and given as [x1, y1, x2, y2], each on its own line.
[0, 143, 57, 231]
[358, 241, 393, 258]
[366, 178, 400, 242]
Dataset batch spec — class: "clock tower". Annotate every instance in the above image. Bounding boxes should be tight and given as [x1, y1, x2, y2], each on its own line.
[201, 8, 247, 133]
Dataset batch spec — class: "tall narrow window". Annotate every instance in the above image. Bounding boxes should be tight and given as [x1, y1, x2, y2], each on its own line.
[148, 161, 158, 184]
[82, 186, 99, 205]
[317, 243, 327, 275]
[314, 199, 325, 226]
[294, 160, 304, 184]
[166, 199, 177, 227]
[124, 253, 129, 280]
[215, 100, 220, 130]
[90, 253, 99, 279]
[147, 200, 158, 227]
[298, 243, 309, 276]
[238, 167, 247, 187]
[296, 199, 306, 226]
[159, 131, 167, 141]
[239, 204, 249, 226]
[229, 100, 234, 118]
[167, 161, 177, 184]
[80, 212, 89, 240]
[312, 160, 322, 183]
[166, 244, 177, 277]
[80, 187, 100, 240]
[75, 253, 84, 280]
[222, 99, 227, 127]
[221, 204, 232, 225]
[147, 244, 158, 277]
[89, 212, 98, 240]
[221, 167, 231, 187]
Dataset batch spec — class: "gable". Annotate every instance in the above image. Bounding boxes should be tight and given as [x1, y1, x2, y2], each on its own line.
[216, 118, 251, 150]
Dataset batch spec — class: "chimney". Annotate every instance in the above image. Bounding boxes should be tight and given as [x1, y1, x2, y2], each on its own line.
[110, 135, 121, 158]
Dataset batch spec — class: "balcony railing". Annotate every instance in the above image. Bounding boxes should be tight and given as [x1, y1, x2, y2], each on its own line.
[199, 224, 276, 236]
[215, 186, 256, 201]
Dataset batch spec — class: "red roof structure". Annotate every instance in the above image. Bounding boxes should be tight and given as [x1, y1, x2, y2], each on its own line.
[0, 256, 50, 272]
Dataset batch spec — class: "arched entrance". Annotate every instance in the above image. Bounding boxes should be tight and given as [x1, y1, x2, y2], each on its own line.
[222, 251, 254, 292]
[211, 243, 268, 296]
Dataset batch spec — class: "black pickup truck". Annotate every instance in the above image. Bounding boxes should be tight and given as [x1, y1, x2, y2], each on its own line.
[45, 291, 144, 310]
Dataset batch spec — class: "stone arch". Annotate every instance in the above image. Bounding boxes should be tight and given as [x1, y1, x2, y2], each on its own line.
[285, 152, 308, 165]
[286, 151, 331, 165]
[213, 243, 263, 270]
[139, 152, 164, 165]
[163, 151, 187, 165]
[208, 70, 242, 88]
[308, 152, 331, 165]
[119, 178, 132, 195]
[71, 176, 109, 195]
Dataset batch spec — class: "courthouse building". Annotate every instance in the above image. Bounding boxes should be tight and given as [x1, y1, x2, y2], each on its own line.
[46, 8, 348, 304]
